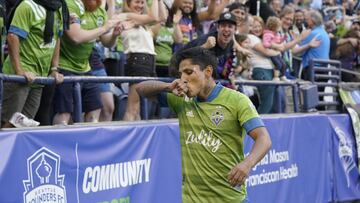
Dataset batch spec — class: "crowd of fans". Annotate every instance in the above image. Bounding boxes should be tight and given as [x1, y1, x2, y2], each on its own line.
[0, 0, 360, 128]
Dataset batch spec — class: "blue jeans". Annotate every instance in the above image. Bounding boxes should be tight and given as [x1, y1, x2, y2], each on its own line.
[252, 68, 275, 114]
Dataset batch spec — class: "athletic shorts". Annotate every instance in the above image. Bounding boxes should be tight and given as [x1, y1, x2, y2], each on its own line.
[53, 69, 102, 114]
[90, 68, 111, 92]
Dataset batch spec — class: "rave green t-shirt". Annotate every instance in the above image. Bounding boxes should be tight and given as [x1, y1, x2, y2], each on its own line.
[155, 26, 174, 67]
[59, 0, 107, 73]
[2, 0, 63, 76]
[166, 84, 263, 203]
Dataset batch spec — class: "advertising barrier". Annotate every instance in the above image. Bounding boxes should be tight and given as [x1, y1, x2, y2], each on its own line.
[0, 122, 182, 203]
[0, 114, 359, 203]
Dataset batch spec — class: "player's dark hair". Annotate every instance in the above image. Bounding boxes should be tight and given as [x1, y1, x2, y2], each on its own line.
[169, 47, 218, 78]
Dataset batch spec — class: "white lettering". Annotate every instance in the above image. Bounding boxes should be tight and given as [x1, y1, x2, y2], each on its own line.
[270, 150, 289, 163]
[82, 158, 152, 194]
[185, 130, 222, 152]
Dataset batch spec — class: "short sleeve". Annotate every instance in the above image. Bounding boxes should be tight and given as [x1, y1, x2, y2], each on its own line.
[236, 94, 264, 133]
[9, 2, 34, 37]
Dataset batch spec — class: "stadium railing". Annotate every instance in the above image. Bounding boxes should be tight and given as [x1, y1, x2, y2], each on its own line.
[0, 74, 303, 126]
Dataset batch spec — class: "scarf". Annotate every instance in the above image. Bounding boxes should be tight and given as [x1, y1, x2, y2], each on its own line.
[33, 0, 70, 44]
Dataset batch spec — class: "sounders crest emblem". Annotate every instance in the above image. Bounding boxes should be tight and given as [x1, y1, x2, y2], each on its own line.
[23, 147, 67, 203]
[211, 107, 224, 126]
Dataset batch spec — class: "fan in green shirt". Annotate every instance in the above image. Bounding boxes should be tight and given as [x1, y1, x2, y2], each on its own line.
[135, 47, 272, 203]
[53, 0, 123, 125]
[1, 0, 67, 128]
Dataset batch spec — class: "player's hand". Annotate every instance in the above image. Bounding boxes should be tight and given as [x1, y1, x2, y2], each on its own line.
[227, 160, 252, 187]
[169, 79, 188, 97]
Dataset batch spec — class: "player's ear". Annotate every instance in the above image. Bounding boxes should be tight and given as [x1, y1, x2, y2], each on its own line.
[204, 65, 213, 78]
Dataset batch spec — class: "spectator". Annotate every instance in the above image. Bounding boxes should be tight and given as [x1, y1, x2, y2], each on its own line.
[269, 0, 282, 16]
[121, 0, 166, 121]
[52, 0, 122, 125]
[263, 16, 289, 81]
[297, 10, 330, 81]
[179, 12, 246, 87]
[89, 43, 115, 122]
[334, 29, 360, 82]
[1, 0, 68, 128]
[152, 2, 183, 77]
[227, 2, 249, 34]
[200, 0, 228, 34]
[293, 8, 306, 34]
[350, 19, 360, 32]
[170, 0, 229, 51]
[248, 16, 280, 114]
[234, 33, 257, 101]
[246, 0, 276, 22]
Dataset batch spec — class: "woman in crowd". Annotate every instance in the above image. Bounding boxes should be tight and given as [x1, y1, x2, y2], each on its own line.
[121, 0, 166, 121]
[248, 16, 280, 114]
[152, 3, 183, 77]
[170, 0, 228, 51]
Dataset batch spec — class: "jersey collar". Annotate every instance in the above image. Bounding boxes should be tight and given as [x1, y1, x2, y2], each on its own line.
[196, 82, 223, 102]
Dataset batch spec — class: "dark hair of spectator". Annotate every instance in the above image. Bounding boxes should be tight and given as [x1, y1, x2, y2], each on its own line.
[169, 47, 218, 78]
[167, 0, 200, 31]
[227, 2, 247, 12]
[335, 29, 360, 58]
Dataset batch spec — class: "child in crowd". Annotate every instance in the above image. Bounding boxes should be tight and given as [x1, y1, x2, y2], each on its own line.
[262, 16, 289, 81]
[234, 33, 256, 97]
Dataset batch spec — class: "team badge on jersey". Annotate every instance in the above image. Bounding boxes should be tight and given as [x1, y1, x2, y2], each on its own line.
[211, 107, 224, 126]
[97, 17, 104, 27]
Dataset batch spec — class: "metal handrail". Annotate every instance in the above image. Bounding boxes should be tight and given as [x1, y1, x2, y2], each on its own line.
[0, 74, 302, 125]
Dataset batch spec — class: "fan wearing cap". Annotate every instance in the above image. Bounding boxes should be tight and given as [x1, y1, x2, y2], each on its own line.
[179, 12, 243, 80]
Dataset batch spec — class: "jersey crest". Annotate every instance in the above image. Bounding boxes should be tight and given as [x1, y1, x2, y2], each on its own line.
[211, 106, 224, 126]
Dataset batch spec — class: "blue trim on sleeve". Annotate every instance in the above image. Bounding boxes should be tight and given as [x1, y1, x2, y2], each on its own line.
[9, 26, 28, 39]
[157, 92, 169, 107]
[243, 117, 265, 134]
[74, 18, 81, 24]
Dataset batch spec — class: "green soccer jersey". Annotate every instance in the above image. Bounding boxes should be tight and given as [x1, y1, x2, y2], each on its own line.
[155, 26, 174, 67]
[166, 83, 264, 203]
[59, 0, 107, 73]
[2, 0, 63, 77]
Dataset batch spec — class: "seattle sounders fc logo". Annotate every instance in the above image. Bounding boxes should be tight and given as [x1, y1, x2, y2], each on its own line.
[23, 147, 67, 203]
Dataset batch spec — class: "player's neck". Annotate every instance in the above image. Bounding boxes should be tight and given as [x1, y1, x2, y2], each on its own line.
[198, 80, 216, 101]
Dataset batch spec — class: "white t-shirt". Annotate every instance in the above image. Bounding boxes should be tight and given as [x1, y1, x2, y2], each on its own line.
[248, 34, 274, 70]
[122, 26, 156, 55]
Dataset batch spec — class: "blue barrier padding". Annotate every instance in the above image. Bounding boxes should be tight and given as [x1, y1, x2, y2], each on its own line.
[0, 114, 359, 203]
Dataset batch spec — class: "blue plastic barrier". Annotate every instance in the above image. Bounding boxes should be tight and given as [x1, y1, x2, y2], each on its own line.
[0, 114, 359, 203]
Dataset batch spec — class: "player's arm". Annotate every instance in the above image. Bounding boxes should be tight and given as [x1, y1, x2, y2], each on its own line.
[228, 126, 271, 187]
[136, 80, 188, 100]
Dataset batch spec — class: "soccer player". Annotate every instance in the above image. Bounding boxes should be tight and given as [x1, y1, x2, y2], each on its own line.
[135, 47, 272, 202]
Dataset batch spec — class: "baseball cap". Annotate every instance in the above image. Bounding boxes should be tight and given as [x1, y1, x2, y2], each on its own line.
[217, 12, 237, 25]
